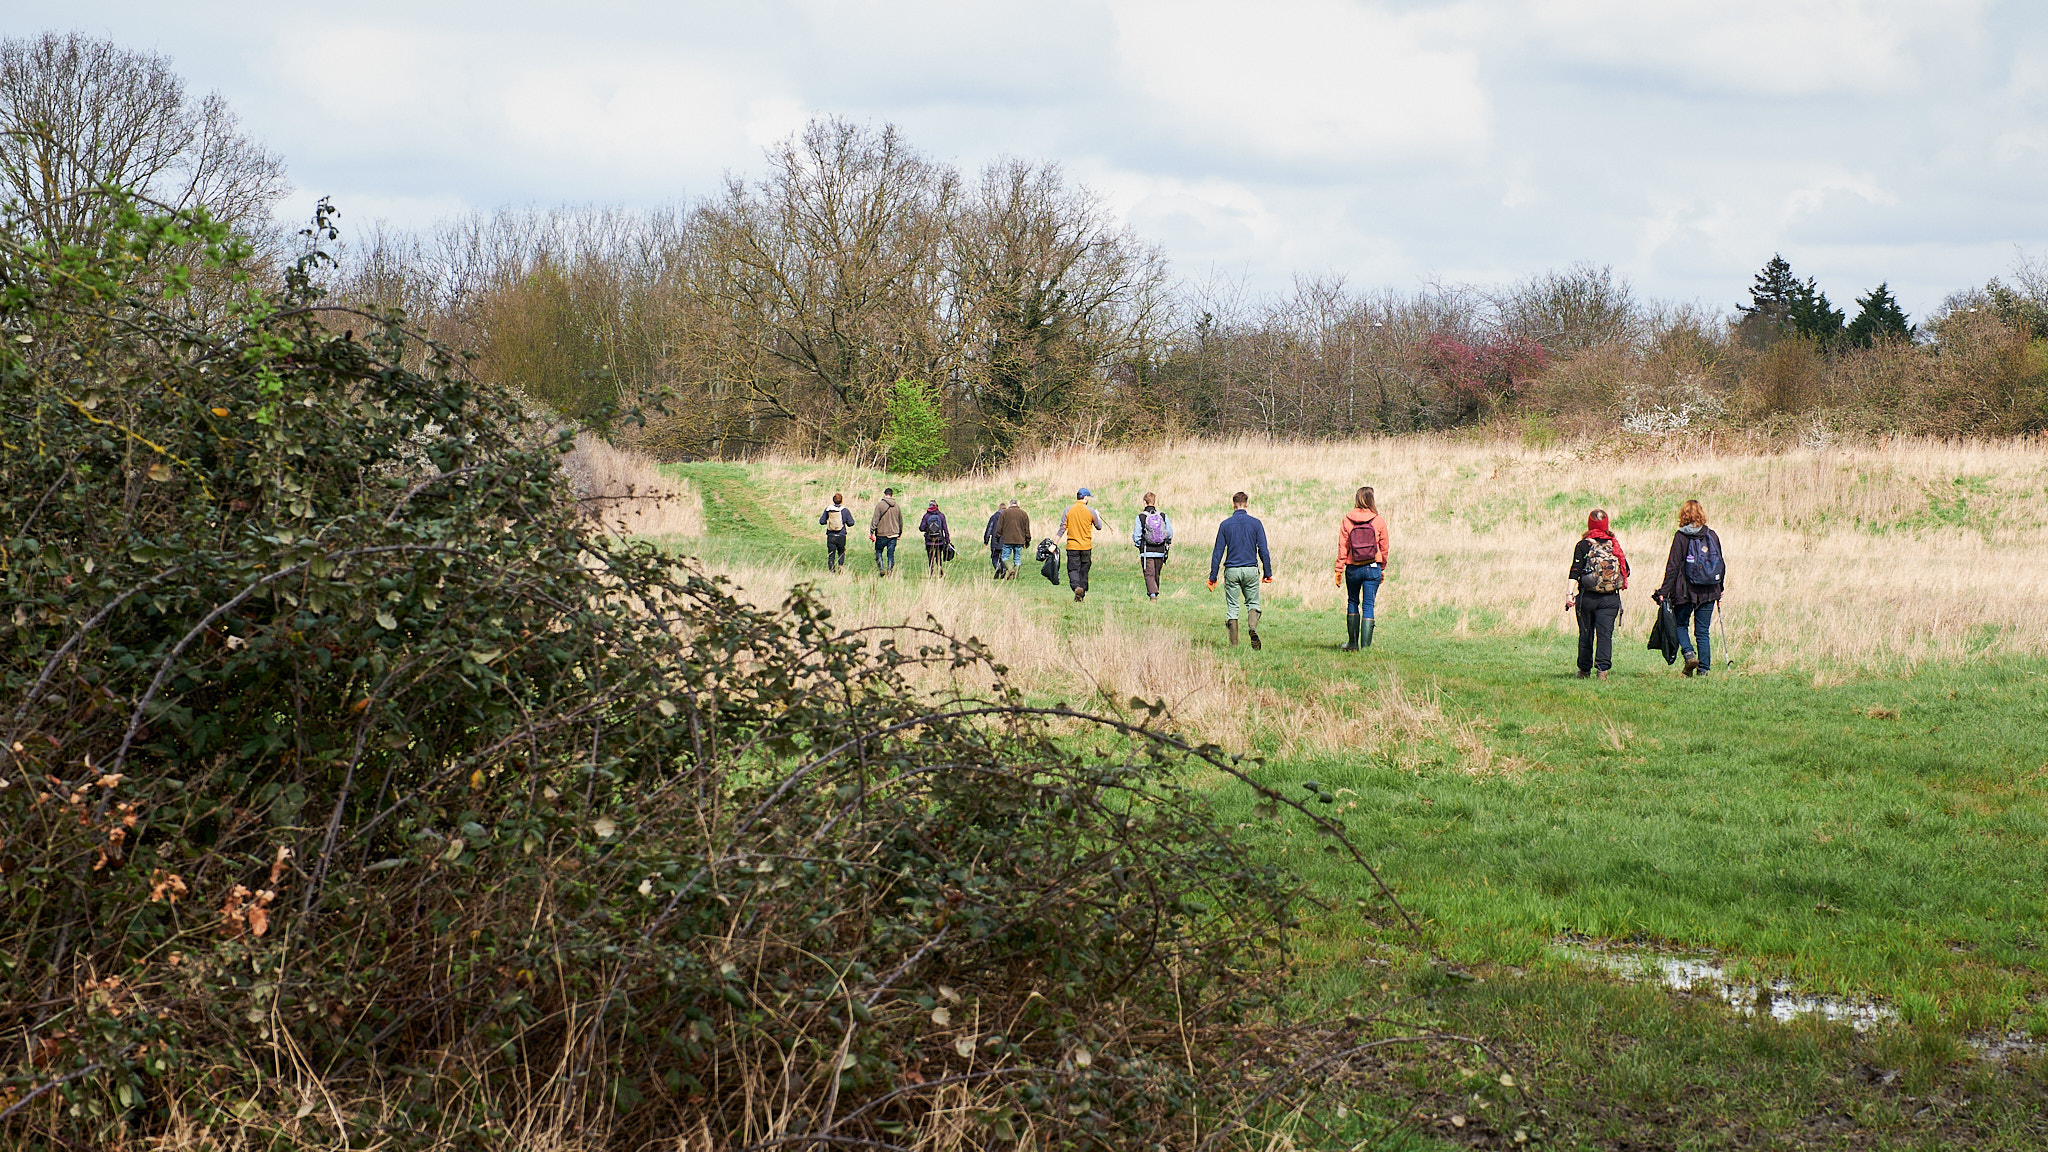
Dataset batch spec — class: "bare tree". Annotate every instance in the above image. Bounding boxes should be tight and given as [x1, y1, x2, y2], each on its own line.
[951, 159, 1166, 445]
[1493, 262, 1643, 355]
[691, 118, 957, 448]
[0, 32, 287, 253]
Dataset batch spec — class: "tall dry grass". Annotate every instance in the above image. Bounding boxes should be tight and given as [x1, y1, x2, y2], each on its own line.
[686, 437, 2048, 755]
[752, 436, 2048, 678]
[560, 431, 702, 540]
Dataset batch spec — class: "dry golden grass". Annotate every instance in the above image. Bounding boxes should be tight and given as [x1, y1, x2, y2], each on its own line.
[562, 432, 703, 540]
[744, 435, 2048, 677]
[678, 436, 2048, 756]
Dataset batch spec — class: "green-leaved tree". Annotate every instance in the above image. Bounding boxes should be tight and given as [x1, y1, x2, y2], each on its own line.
[884, 376, 947, 472]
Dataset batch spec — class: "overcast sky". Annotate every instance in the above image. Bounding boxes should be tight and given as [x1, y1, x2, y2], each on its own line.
[20, 0, 2048, 319]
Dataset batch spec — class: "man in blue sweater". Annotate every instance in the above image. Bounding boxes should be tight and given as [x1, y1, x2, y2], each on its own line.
[1207, 491, 1273, 649]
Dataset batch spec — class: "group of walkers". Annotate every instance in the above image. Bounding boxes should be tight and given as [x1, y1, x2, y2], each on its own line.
[821, 483, 1727, 677]
[1566, 501, 1725, 679]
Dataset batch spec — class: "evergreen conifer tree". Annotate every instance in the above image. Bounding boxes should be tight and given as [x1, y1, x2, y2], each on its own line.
[1844, 282, 1912, 347]
[1788, 277, 1845, 346]
[1740, 254, 1800, 327]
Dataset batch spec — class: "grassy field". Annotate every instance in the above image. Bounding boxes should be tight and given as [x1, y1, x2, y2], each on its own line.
[643, 438, 2048, 1150]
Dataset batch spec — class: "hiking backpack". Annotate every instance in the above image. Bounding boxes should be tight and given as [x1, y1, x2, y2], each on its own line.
[1683, 532, 1724, 585]
[1581, 539, 1623, 594]
[1345, 517, 1380, 566]
[922, 513, 947, 543]
[1142, 511, 1169, 547]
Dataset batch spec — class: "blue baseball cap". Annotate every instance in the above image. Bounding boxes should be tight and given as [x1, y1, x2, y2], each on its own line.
[1077, 487, 1091, 498]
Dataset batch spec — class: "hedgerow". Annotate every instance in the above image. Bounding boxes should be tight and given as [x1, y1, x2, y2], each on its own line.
[0, 202, 1428, 1149]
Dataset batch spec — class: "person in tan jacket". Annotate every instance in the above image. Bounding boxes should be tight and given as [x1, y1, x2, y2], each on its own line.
[1331, 486, 1389, 650]
[994, 500, 1031, 578]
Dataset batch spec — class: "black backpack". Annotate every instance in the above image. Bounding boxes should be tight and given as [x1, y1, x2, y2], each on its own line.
[1683, 531, 1724, 586]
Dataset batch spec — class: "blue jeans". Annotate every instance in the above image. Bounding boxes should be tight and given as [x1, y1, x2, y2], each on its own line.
[999, 543, 1024, 573]
[1671, 601, 1715, 670]
[874, 536, 897, 574]
[1345, 563, 1383, 618]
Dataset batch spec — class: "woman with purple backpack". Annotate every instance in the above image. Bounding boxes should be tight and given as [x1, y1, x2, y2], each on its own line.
[1332, 486, 1390, 651]
[1131, 493, 1174, 600]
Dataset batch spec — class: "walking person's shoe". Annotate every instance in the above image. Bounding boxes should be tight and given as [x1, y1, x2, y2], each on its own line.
[1596, 670, 1609, 680]
[1342, 616, 1360, 651]
[1247, 609, 1261, 651]
[1226, 620, 1239, 646]
[1074, 588, 1084, 602]
[1359, 618, 1375, 648]
[1683, 654, 1700, 677]
[1576, 669, 1590, 679]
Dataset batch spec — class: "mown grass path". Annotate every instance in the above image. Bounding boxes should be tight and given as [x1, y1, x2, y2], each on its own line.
[674, 462, 2048, 1150]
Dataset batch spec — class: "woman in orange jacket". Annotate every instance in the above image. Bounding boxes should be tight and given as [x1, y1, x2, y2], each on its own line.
[1333, 486, 1389, 650]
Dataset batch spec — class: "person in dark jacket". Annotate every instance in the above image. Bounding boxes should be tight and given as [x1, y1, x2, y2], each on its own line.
[1207, 491, 1273, 649]
[819, 491, 854, 573]
[918, 501, 951, 578]
[995, 500, 1031, 578]
[1653, 499, 1725, 676]
[982, 504, 1004, 577]
[1566, 509, 1629, 680]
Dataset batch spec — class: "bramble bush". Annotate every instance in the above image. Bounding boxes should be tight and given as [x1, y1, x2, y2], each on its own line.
[0, 201, 1422, 1149]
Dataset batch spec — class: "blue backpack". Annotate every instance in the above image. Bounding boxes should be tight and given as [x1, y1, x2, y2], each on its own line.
[1683, 531, 1724, 586]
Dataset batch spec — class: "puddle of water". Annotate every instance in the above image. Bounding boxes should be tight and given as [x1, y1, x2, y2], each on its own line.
[1554, 945, 1897, 1032]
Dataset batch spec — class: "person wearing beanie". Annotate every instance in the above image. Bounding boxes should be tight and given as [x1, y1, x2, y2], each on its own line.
[1567, 508, 1629, 679]
[1331, 486, 1389, 650]
[1055, 487, 1105, 602]
[918, 500, 951, 577]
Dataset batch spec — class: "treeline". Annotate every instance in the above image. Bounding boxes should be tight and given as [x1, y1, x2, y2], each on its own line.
[331, 133, 2048, 462]
[8, 30, 2045, 465]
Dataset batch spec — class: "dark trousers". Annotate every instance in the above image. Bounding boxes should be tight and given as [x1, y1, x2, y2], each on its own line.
[875, 535, 897, 574]
[1067, 548, 1093, 591]
[1576, 592, 1622, 673]
[1141, 555, 1164, 596]
[925, 542, 947, 575]
[825, 532, 848, 571]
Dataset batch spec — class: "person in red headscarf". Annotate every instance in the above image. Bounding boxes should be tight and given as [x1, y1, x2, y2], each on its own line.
[1566, 508, 1629, 679]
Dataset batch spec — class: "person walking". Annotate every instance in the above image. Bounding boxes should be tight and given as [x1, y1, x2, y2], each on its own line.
[1056, 488, 1106, 602]
[982, 504, 1004, 578]
[1332, 486, 1389, 650]
[819, 491, 855, 573]
[918, 501, 951, 577]
[995, 499, 1031, 579]
[1131, 492, 1174, 600]
[1653, 499, 1726, 677]
[869, 487, 903, 576]
[1208, 491, 1273, 649]
[1567, 508, 1629, 679]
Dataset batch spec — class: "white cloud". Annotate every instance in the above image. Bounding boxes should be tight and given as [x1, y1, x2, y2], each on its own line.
[1106, 0, 1490, 164]
[1524, 0, 1986, 96]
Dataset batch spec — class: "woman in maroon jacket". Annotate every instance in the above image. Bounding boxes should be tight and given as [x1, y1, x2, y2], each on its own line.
[1653, 499, 1725, 677]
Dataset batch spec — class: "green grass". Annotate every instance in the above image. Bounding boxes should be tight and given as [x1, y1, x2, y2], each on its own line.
[672, 462, 2048, 1149]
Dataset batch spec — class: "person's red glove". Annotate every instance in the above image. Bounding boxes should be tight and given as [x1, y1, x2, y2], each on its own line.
[1262, 576, 1272, 584]
[1207, 580, 1216, 590]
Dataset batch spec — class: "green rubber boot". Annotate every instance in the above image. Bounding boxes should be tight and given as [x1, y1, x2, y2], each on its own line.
[1359, 617, 1375, 648]
[1342, 615, 1360, 651]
